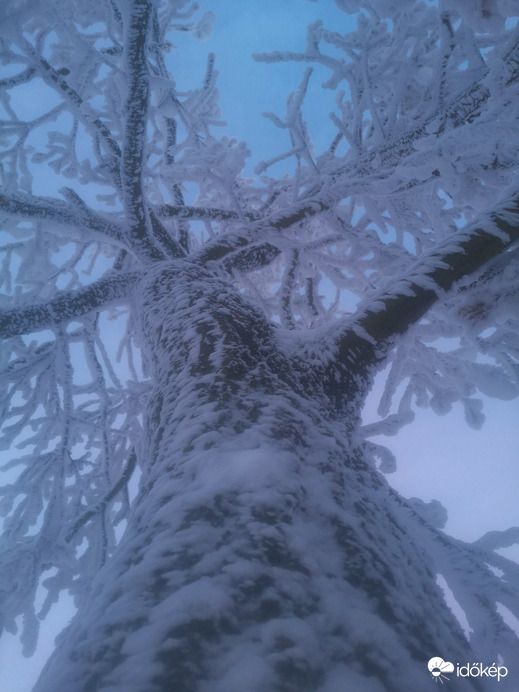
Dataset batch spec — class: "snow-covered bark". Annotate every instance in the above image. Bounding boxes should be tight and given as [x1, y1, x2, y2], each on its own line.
[1, 0, 519, 690]
[32, 261, 485, 692]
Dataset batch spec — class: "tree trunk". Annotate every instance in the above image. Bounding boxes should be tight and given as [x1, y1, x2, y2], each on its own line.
[34, 263, 483, 692]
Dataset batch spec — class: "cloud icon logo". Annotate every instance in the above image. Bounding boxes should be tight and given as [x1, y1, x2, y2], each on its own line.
[428, 657, 454, 682]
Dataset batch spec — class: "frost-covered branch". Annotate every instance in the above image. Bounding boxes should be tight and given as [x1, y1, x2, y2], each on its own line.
[255, 13, 519, 206]
[120, 0, 165, 262]
[155, 203, 256, 223]
[0, 191, 125, 245]
[24, 41, 122, 182]
[0, 271, 141, 339]
[193, 200, 329, 266]
[0, 66, 36, 89]
[337, 192, 519, 368]
[65, 449, 137, 542]
[148, 210, 186, 259]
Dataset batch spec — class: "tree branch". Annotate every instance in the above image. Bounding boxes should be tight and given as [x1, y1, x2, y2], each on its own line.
[25, 43, 122, 180]
[155, 203, 255, 222]
[259, 29, 519, 197]
[195, 201, 329, 266]
[193, 31, 519, 270]
[0, 271, 141, 339]
[120, 0, 165, 263]
[148, 209, 185, 259]
[337, 192, 519, 368]
[0, 66, 36, 89]
[221, 242, 281, 274]
[0, 191, 125, 245]
[65, 449, 138, 543]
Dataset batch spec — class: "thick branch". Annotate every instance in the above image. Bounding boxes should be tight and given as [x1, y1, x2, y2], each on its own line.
[0, 192, 125, 245]
[221, 242, 281, 273]
[155, 203, 255, 223]
[337, 192, 519, 368]
[271, 200, 329, 229]
[120, 0, 164, 263]
[0, 271, 141, 339]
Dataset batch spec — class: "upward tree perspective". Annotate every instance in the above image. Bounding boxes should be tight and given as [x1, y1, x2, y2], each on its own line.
[1, 0, 519, 690]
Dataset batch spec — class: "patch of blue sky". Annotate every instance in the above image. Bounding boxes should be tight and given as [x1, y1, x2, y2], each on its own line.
[167, 0, 354, 176]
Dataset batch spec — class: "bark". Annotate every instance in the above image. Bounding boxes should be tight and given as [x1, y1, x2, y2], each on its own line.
[33, 262, 484, 692]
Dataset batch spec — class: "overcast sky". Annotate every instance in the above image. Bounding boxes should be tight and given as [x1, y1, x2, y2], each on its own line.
[1, 2, 518, 691]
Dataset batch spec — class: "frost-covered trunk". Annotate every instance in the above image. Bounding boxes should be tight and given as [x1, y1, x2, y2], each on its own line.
[34, 264, 481, 692]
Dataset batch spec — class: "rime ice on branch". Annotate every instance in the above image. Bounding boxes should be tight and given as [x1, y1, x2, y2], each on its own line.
[1, 1, 519, 690]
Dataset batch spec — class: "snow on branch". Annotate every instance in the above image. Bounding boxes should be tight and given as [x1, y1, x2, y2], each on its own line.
[120, 0, 162, 262]
[155, 203, 256, 223]
[0, 319, 144, 651]
[23, 39, 122, 181]
[65, 449, 138, 542]
[0, 271, 141, 339]
[339, 191, 519, 358]
[0, 191, 125, 246]
[0, 66, 36, 89]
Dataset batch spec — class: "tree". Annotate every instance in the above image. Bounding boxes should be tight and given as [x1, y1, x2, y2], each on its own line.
[1, 0, 519, 690]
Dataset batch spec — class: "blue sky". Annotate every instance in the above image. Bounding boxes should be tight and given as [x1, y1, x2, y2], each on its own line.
[169, 0, 348, 175]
